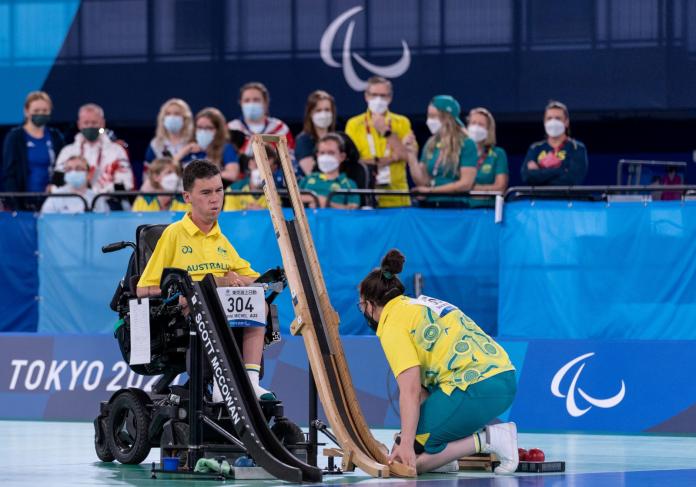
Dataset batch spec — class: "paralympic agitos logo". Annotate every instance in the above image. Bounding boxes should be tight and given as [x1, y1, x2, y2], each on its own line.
[320, 6, 411, 91]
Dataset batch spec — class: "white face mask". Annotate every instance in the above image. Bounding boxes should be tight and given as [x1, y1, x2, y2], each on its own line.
[545, 119, 566, 138]
[368, 97, 389, 115]
[426, 117, 442, 135]
[242, 102, 265, 122]
[312, 111, 333, 129]
[467, 124, 488, 143]
[196, 129, 215, 150]
[160, 172, 179, 192]
[64, 170, 87, 189]
[163, 115, 184, 134]
[317, 154, 340, 173]
[250, 169, 263, 188]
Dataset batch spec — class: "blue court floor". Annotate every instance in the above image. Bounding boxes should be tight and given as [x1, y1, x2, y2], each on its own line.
[1, 420, 695, 486]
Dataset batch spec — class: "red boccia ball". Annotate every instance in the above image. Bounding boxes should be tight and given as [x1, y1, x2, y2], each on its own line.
[518, 448, 528, 461]
[526, 448, 545, 462]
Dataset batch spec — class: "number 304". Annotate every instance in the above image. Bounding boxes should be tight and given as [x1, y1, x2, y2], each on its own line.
[226, 297, 254, 313]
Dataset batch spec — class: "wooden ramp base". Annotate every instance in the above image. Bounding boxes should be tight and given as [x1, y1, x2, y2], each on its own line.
[458, 454, 498, 472]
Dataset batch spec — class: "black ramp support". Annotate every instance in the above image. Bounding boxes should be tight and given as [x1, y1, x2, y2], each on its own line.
[195, 274, 323, 483]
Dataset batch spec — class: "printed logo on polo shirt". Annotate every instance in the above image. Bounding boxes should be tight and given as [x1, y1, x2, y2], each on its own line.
[217, 246, 227, 255]
[181, 245, 193, 254]
[320, 6, 411, 91]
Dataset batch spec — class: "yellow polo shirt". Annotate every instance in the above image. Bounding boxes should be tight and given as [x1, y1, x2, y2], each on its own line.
[345, 110, 412, 208]
[132, 195, 190, 212]
[377, 295, 514, 395]
[137, 212, 259, 288]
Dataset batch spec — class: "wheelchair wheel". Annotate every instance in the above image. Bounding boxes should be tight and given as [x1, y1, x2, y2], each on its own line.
[106, 390, 152, 464]
[271, 418, 305, 446]
[94, 416, 115, 462]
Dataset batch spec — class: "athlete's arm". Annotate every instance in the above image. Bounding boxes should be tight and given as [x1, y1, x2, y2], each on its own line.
[389, 366, 421, 468]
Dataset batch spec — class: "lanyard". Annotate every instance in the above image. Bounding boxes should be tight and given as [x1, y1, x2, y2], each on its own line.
[476, 147, 492, 169]
[364, 113, 391, 158]
[80, 139, 103, 182]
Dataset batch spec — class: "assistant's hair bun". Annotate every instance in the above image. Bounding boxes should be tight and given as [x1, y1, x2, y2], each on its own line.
[380, 249, 405, 275]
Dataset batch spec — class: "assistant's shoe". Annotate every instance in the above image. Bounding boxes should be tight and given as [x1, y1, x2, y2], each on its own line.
[483, 422, 519, 475]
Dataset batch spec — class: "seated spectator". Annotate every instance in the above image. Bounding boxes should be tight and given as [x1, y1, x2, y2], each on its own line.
[299, 133, 360, 209]
[296, 90, 336, 176]
[227, 82, 295, 158]
[466, 107, 509, 208]
[660, 165, 683, 201]
[521, 100, 588, 186]
[173, 107, 240, 183]
[143, 98, 194, 179]
[223, 144, 279, 211]
[345, 76, 412, 207]
[1, 91, 64, 196]
[41, 156, 108, 213]
[132, 158, 189, 212]
[54, 103, 135, 195]
[406, 95, 477, 208]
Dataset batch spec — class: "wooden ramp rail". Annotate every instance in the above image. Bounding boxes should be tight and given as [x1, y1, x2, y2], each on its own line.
[252, 135, 416, 478]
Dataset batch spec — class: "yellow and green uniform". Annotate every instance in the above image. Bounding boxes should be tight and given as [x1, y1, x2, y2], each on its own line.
[138, 212, 259, 288]
[469, 146, 508, 208]
[223, 178, 268, 211]
[345, 110, 412, 208]
[298, 172, 360, 207]
[132, 194, 190, 212]
[420, 137, 477, 204]
[378, 295, 516, 454]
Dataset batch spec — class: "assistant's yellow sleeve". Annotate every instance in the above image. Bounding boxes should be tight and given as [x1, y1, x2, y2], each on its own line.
[137, 228, 174, 288]
[379, 323, 421, 379]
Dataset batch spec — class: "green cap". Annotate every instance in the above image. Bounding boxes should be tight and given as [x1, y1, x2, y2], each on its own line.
[431, 95, 464, 126]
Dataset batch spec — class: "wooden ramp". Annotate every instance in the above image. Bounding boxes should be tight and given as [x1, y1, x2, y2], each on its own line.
[252, 135, 416, 478]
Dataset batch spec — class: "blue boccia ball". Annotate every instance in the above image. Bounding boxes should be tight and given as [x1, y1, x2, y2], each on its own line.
[234, 456, 255, 467]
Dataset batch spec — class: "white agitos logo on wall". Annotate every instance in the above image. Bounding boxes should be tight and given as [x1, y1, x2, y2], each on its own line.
[551, 352, 626, 417]
[320, 6, 411, 91]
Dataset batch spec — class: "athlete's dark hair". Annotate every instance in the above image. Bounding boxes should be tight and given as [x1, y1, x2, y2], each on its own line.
[359, 249, 406, 306]
[182, 159, 220, 191]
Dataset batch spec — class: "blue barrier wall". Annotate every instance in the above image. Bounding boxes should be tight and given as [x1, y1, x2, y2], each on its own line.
[3, 333, 694, 434]
[36, 209, 500, 335]
[499, 201, 696, 339]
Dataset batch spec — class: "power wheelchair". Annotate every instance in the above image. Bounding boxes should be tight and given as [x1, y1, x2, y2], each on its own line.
[93, 224, 306, 469]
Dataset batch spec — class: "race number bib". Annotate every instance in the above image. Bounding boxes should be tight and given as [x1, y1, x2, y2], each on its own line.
[217, 286, 266, 327]
[410, 295, 458, 318]
[375, 165, 391, 185]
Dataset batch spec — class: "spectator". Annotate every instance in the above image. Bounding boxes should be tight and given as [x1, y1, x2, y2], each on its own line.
[660, 165, 683, 201]
[143, 98, 194, 170]
[1, 91, 64, 194]
[299, 133, 360, 209]
[521, 100, 588, 186]
[173, 107, 240, 183]
[295, 90, 336, 176]
[132, 158, 189, 212]
[223, 144, 278, 211]
[467, 107, 509, 208]
[227, 82, 295, 158]
[54, 103, 135, 194]
[345, 76, 413, 208]
[41, 155, 108, 213]
[406, 95, 477, 208]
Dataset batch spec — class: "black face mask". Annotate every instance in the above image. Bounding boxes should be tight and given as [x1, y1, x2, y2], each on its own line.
[81, 127, 101, 142]
[363, 302, 379, 333]
[31, 114, 50, 127]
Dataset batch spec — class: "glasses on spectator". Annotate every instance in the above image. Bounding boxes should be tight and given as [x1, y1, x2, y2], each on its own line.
[356, 300, 367, 313]
[366, 91, 391, 98]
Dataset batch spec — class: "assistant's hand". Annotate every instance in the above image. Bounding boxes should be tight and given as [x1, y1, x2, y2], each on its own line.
[388, 441, 416, 469]
[527, 161, 540, 170]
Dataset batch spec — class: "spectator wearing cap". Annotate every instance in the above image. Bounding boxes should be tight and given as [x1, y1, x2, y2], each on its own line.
[405, 95, 477, 208]
[345, 76, 413, 207]
[521, 100, 588, 186]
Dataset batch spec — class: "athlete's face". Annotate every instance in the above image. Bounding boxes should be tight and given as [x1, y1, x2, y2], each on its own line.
[184, 175, 224, 224]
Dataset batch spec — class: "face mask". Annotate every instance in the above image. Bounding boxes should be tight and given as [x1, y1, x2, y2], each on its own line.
[196, 129, 215, 150]
[426, 117, 442, 135]
[81, 127, 101, 142]
[545, 119, 566, 138]
[368, 97, 389, 115]
[250, 169, 263, 188]
[312, 111, 333, 129]
[163, 115, 184, 134]
[242, 102, 265, 121]
[467, 124, 488, 143]
[160, 172, 179, 191]
[362, 303, 379, 333]
[31, 114, 50, 127]
[64, 170, 87, 189]
[317, 154, 340, 173]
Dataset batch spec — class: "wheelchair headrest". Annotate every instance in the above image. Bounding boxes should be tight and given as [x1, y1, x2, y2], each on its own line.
[136, 224, 168, 274]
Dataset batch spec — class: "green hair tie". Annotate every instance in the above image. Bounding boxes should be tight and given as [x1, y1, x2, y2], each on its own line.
[381, 270, 394, 280]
